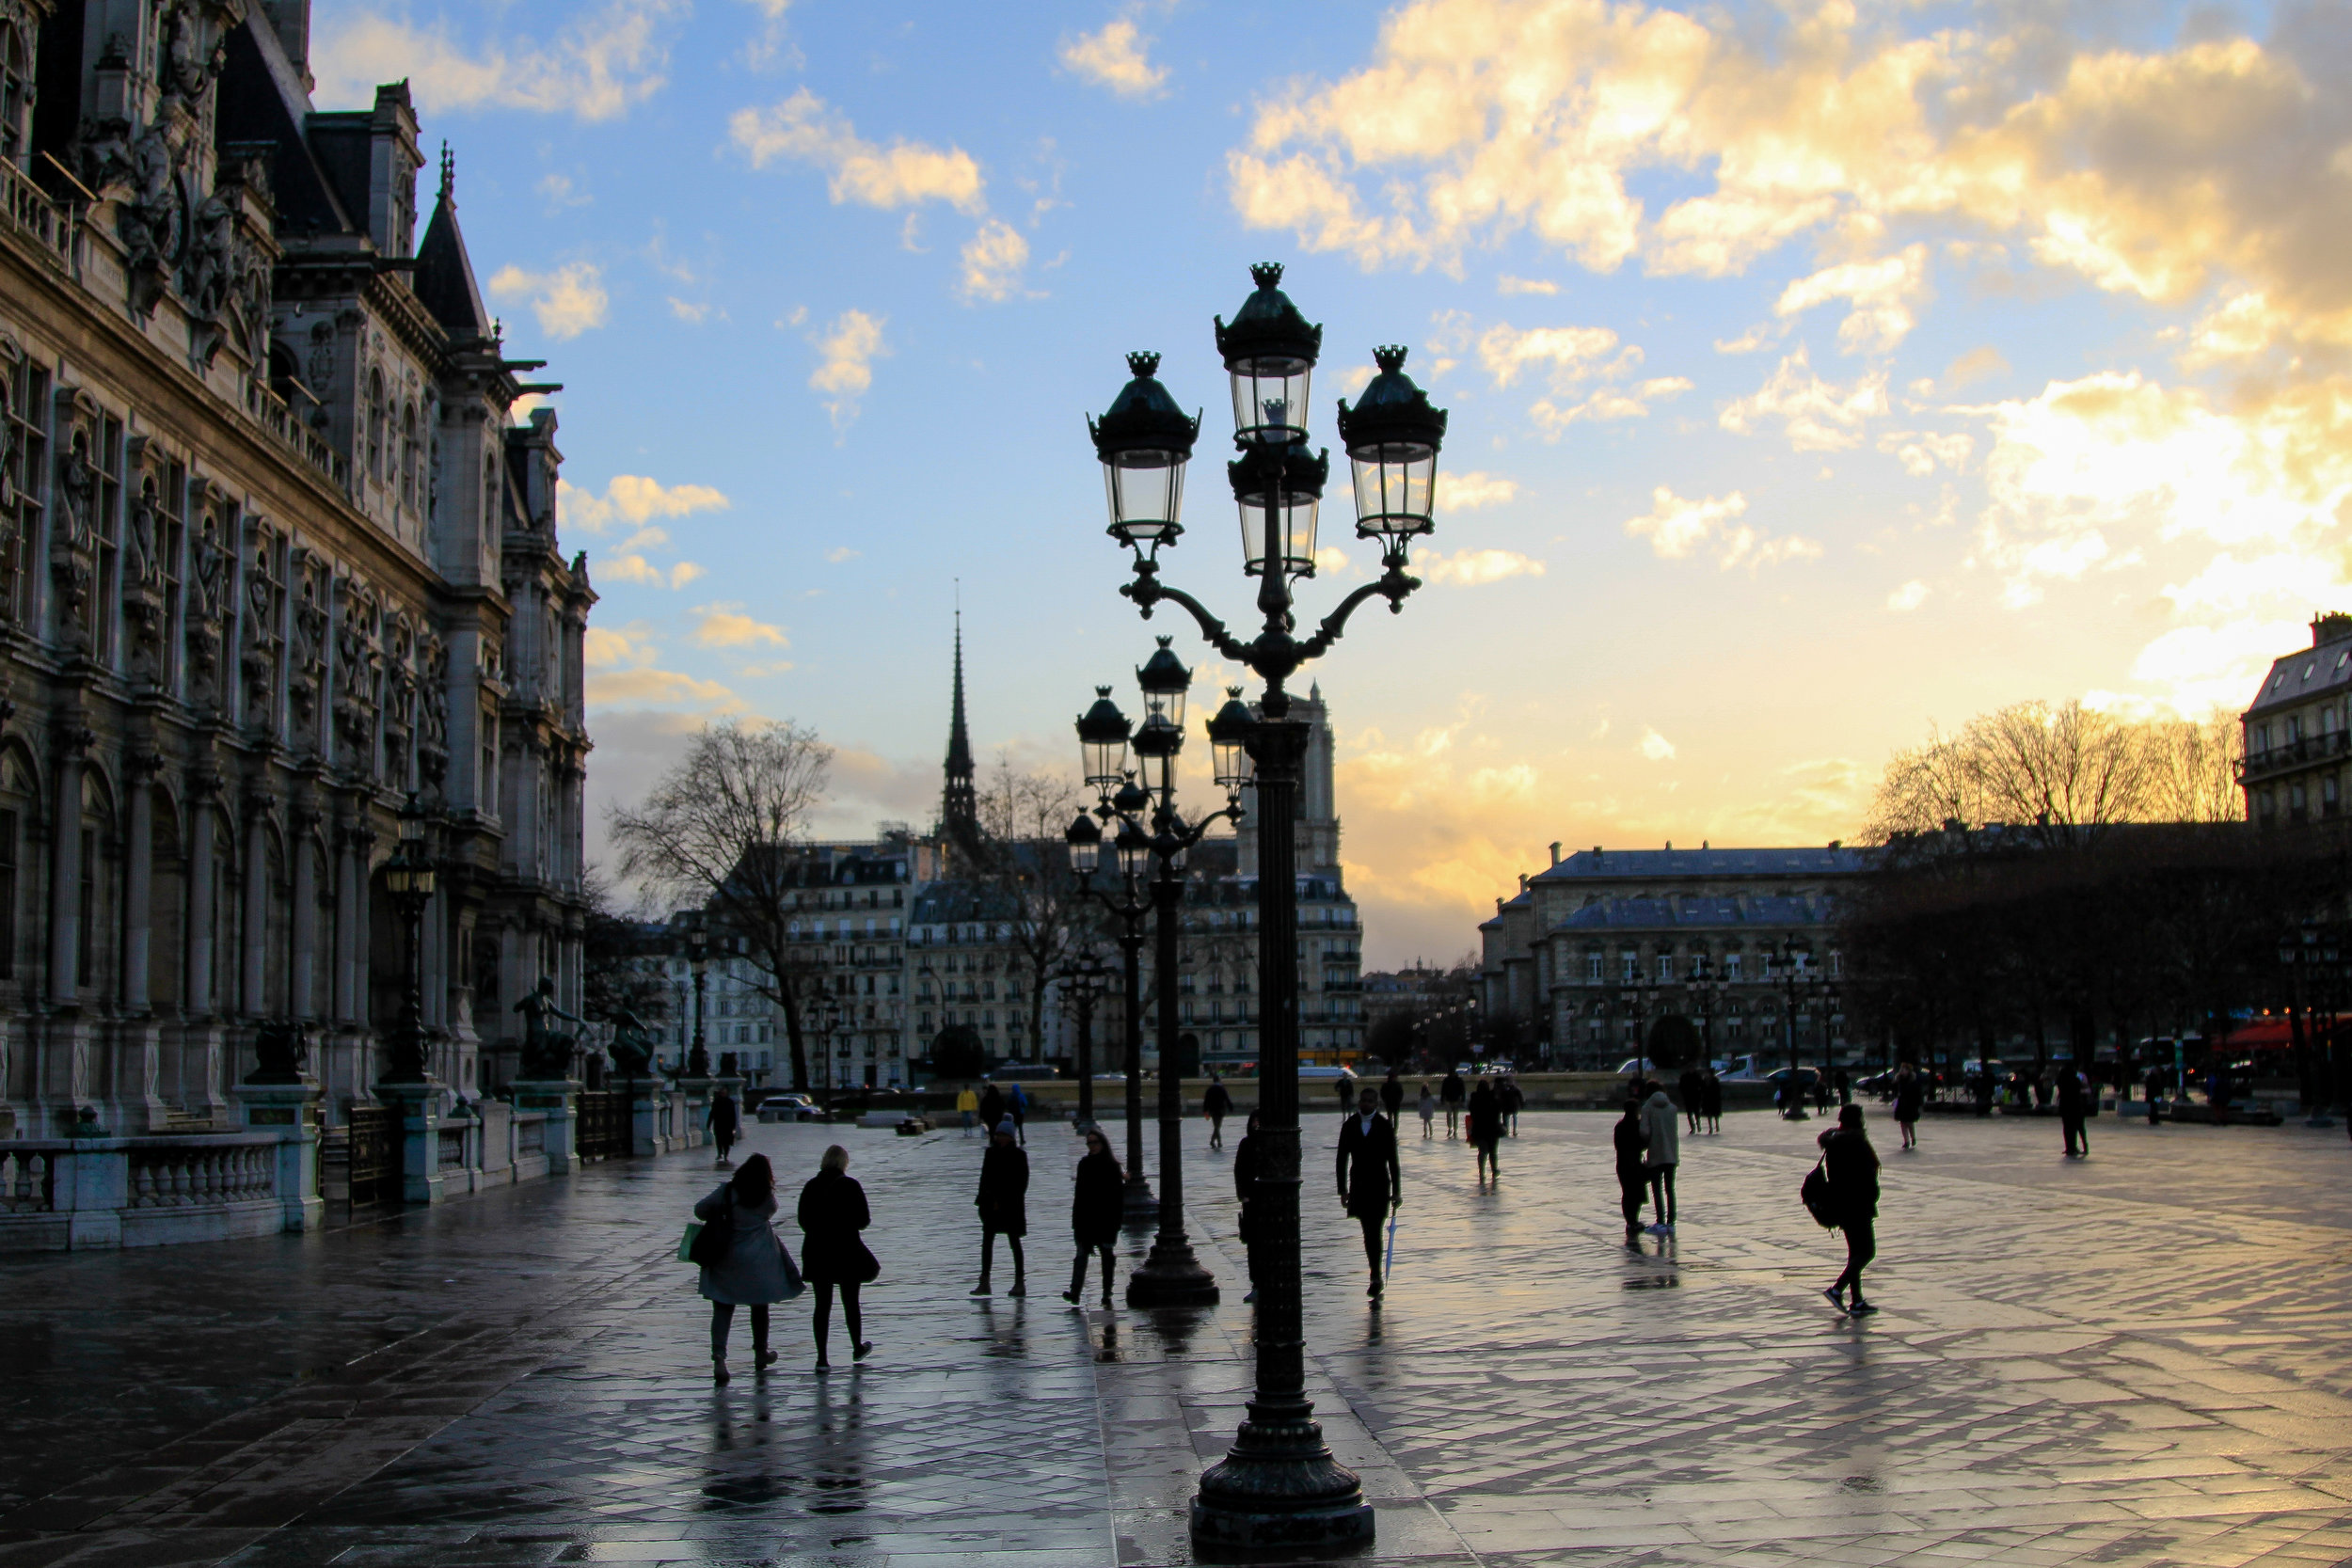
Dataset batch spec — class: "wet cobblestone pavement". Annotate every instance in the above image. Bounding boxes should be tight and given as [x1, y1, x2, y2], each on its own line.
[3, 1106, 2350, 1567]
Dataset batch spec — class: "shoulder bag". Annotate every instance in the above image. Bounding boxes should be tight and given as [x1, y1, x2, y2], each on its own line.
[1800, 1158, 1837, 1229]
[685, 1190, 736, 1266]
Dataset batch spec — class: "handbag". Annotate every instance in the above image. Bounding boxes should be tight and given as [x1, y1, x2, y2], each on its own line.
[687, 1191, 736, 1267]
[1800, 1159, 1837, 1229]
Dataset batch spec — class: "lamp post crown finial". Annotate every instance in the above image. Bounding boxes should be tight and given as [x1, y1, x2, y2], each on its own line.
[1374, 344, 1407, 373]
[1250, 261, 1283, 289]
[1127, 351, 1161, 378]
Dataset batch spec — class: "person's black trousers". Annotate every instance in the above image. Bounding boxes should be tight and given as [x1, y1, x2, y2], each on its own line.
[1354, 1210, 1384, 1276]
[2062, 1114, 2087, 1155]
[1646, 1163, 1677, 1223]
[1833, 1218, 1875, 1297]
[1617, 1176, 1645, 1232]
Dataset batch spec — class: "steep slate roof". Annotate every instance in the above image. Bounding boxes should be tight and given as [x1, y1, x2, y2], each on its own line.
[215, 20, 359, 238]
[415, 174, 494, 340]
[2246, 621, 2352, 719]
[1533, 846, 1866, 882]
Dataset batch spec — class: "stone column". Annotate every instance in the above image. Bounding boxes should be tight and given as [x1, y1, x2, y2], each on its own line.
[230, 1078, 325, 1231]
[290, 806, 318, 1022]
[183, 775, 230, 1124]
[242, 795, 269, 1022]
[48, 741, 84, 1007]
[115, 756, 166, 1132]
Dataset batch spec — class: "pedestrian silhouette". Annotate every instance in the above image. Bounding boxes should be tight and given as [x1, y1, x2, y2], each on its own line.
[1065, 1127, 1124, 1308]
[695, 1153, 803, 1384]
[972, 1118, 1028, 1296]
[797, 1145, 878, 1371]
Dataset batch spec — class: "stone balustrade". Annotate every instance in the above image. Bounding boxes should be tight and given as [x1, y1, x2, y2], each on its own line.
[0, 1132, 310, 1252]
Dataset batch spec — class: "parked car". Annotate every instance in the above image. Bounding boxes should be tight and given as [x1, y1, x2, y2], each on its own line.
[1298, 1065, 1353, 1081]
[989, 1062, 1061, 1082]
[1764, 1066, 1821, 1094]
[756, 1092, 820, 1123]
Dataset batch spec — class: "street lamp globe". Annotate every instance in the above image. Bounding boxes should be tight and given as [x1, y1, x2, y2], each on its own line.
[1089, 351, 1200, 555]
[1114, 818, 1152, 882]
[1136, 636, 1192, 728]
[1215, 261, 1321, 448]
[1064, 810, 1103, 875]
[386, 794, 436, 900]
[1076, 687, 1134, 792]
[1206, 687, 1255, 794]
[1111, 773, 1152, 821]
[1336, 344, 1447, 558]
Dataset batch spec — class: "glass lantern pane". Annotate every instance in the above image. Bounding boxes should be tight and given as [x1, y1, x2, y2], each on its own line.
[1232, 357, 1312, 446]
[1351, 443, 1437, 543]
[1282, 493, 1320, 577]
[1105, 451, 1184, 545]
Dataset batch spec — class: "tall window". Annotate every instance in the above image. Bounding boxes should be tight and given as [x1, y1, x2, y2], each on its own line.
[74, 825, 93, 991]
[3, 356, 48, 624]
[0, 24, 26, 161]
[400, 401, 418, 509]
[0, 806, 16, 980]
[94, 413, 121, 661]
[160, 463, 186, 689]
[366, 371, 386, 482]
[1584, 952, 1601, 982]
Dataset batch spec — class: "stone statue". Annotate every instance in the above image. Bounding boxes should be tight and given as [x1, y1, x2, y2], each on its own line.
[246, 1018, 310, 1085]
[514, 975, 584, 1080]
[606, 1007, 657, 1080]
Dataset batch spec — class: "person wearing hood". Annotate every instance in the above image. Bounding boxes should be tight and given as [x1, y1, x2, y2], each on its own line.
[1467, 1078, 1503, 1183]
[1064, 1127, 1124, 1308]
[1640, 1086, 1681, 1235]
[1612, 1098, 1649, 1242]
[972, 1117, 1029, 1297]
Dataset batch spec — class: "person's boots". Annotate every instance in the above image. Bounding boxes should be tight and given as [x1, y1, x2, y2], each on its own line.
[1063, 1259, 1086, 1306]
[1008, 1264, 1027, 1298]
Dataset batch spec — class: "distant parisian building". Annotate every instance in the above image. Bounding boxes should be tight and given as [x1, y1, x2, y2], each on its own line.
[2241, 612, 2352, 827]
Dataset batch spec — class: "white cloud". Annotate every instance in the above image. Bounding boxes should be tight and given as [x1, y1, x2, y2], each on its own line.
[1059, 13, 1168, 99]
[538, 172, 590, 208]
[691, 604, 791, 650]
[1417, 547, 1546, 585]
[729, 89, 984, 214]
[1638, 728, 1677, 762]
[1531, 376, 1688, 436]
[1435, 471, 1519, 511]
[1497, 276, 1558, 295]
[561, 474, 732, 535]
[1625, 486, 1745, 560]
[959, 219, 1032, 303]
[1477, 323, 1621, 388]
[1886, 578, 1930, 611]
[1878, 430, 1974, 476]
[486, 262, 609, 341]
[1719, 347, 1887, 451]
[825, 546, 862, 563]
[1774, 245, 1930, 356]
[809, 309, 888, 429]
[313, 0, 681, 121]
[1714, 325, 1781, 355]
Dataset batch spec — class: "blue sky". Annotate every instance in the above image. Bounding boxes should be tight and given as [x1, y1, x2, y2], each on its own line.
[314, 0, 2352, 964]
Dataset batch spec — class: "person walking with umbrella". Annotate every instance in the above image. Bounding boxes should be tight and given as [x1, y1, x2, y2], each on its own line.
[796, 1145, 878, 1371]
[1818, 1103, 1882, 1314]
[971, 1118, 1029, 1297]
[1063, 1127, 1124, 1308]
[1336, 1087, 1402, 1300]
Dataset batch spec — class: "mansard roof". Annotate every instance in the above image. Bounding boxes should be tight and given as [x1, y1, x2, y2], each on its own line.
[415, 186, 493, 341]
[2245, 624, 2352, 719]
[215, 20, 358, 237]
[1533, 845, 1867, 883]
[1552, 892, 1838, 936]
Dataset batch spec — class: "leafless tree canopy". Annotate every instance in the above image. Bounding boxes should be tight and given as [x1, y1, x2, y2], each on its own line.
[974, 759, 1088, 1055]
[609, 719, 834, 1088]
[1866, 700, 2246, 846]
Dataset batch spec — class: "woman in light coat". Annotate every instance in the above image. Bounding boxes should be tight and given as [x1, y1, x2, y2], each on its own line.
[694, 1153, 802, 1383]
[1640, 1087, 1681, 1235]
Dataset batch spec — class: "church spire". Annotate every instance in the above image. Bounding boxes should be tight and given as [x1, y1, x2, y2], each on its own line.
[943, 610, 977, 837]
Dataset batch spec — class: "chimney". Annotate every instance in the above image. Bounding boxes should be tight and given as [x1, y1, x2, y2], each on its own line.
[2314, 611, 2352, 649]
[262, 0, 312, 88]
[1549, 842, 1561, 865]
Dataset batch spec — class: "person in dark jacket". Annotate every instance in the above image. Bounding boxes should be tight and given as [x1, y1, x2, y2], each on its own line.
[1701, 1067, 1724, 1133]
[1818, 1104, 1881, 1314]
[1232, 1111, 1263, 1302]
[695, 1153, 802, 1383]
[797, 1145, 878, 1371]
[1336, 1087, 1402, 1298]
[1892, 1064, 1923, 1149]
[707, 1089, 741, 1169]
[1203, 1074, 1233, 1149]
[1677, 1067, 1705, 1133]
[1613, 1098, 1648, 1242]
[2057, 1066, 2090, 1158]
[1063, 1128, 1124, 1308]
[1439, 1069, 1465, 1138]
[1467, 1079, 1503, 1183]
[2145, 1065, 2164, 1126]
[1499, 1075, 1524, 1135]
[1380, 1068, 1406, 1122]
[978, 1081, 1006, 1135]
[972, 1118, 1029, 1296]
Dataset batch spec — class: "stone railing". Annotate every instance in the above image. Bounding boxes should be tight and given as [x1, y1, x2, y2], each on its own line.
[128, 1142, 276, 1209]
[0, 1132, 310, 1253]
[0, 157, 80, 276]
[1, 1147, 56, 1212]
[243, 376, 351, 490]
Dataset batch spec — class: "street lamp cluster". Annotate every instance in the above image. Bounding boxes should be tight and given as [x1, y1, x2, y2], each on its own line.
[1082, 262, 1448, 1557]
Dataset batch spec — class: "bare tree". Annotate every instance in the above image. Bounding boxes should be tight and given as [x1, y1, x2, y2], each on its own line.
[610, 719, 833, 1089]
[974, 758, 1087, 1059]
[2138, 709, 2245, 823]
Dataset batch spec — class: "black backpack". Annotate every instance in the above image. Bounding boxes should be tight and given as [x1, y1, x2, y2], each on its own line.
[1800, 1159, 1837, 1229]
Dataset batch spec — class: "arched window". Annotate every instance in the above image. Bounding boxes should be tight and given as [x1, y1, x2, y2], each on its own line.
[400, 402, 418, 509]
[366, 371, 386, 483]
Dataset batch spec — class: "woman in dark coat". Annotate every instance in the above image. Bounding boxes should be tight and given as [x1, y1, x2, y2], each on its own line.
[1063, 1128, 1124, 1308]
[694, 1153, 802, 1383]
[1467, 1079, 1503, 1182]
[1892, 1064, 1923, 1148]
[1612, 1099, 1648, 1242]
[797, 1144, 878, 1371]
[1700, 1067, 1724, 1133]
[1818, 1104, 1882, 1314]
[1232, 1111, 1263, 1301]
[973, 1118, 1029, 1296]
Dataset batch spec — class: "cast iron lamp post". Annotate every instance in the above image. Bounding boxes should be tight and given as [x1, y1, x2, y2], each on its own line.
[1689, 956, 1720, 1066]
[1066, 721, 1160, 1221]
[685, 911, 712, 1078]
[379, 795, 437, 1084]
[2280, 919, 2336, 1127]
[1053, 945, 1117, 1132]
[1763, 939, 1820, 1116]
[1074, 641, 1244, 1308]
[1086, 261, 1447, 1557]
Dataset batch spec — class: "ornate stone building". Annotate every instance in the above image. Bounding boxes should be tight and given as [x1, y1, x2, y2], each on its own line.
[0, 0, 591, 1136]
[2241, 612, 2352, 827]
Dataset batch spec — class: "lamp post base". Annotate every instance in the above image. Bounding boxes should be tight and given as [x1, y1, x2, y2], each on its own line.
[1122, 1172, 1159, 1222]
[1126, 1238, 1218, 1307]
[1190, 1414, 1373, 1560]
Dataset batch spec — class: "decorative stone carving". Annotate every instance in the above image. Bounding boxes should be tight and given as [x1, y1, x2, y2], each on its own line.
[240, 521, 282, 719]
[332, 574, 383, 777]
[418, 630, 450, 784]
[305, 320, 334, 392]
[186, 495, 231, 706]
[123, 471, 168, 682]
[50, 429, 97, 636]
[288, 549, 327, 743]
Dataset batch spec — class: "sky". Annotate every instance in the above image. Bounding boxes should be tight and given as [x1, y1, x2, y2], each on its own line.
[311, 0, 2352, 968]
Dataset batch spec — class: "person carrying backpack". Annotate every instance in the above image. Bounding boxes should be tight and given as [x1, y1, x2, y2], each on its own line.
[1817, 1104, 1882, 1315]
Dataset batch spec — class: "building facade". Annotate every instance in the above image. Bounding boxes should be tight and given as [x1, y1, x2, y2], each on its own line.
[1479, 844, 1863, 1069]
[0, 1, 590, 1136]
[2241, 613, 2352, 827]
